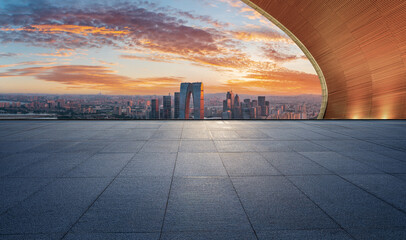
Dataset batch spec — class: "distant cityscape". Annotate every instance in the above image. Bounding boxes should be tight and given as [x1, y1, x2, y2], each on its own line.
[0, 83, 321, 120]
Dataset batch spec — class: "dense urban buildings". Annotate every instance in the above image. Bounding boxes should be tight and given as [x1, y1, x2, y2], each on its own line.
[0, 78, 320, 120]
[0, 92, 321, 120]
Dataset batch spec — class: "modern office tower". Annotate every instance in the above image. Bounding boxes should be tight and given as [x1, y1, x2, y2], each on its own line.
[163, 95, 171, 119]
[223, 100, 228, 112]
[252, 100, 258, 108]
[174, 92, 180, 119]
[233, 94, 241, 119]
[113, 106, 122, 115]
[151, 99, 159, 119]
[226, 91, 234, 111]
[250, 107, 257, 119]
[256, 106, 262, 118]
[244, 99, 251, 108]
[234, 94, 240, 108]
[265, 101, 270, 116]
[179, 82, 204, 119]
[258, 96, 267, 116]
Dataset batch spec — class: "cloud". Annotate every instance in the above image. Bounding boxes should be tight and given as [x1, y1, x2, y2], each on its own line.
[35, 49, 76, 57]
[0, 52, 19, 57]
[217, 0, 263, 21]
[0, 64, 183, 94]
[0, 1, 223, 55]
[240, 68, 321, 94]
[0, 61, 56, 68]
[231, 30, 291, 43]
[0, 0, 319, 96]
[261, 43, 307, 62]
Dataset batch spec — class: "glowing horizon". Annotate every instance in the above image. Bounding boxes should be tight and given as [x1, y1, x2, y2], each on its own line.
[0, 0, 322, 96]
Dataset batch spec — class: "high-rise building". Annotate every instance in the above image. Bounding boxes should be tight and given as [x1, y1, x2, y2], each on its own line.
[258, 96, 267, 116]
[226, 91, 234, 111]
[244, 99, 251, 108]
[113, 106, 122, 115]
[233, 94, 241, 119]
[179, 82, 204, 119]
[174, 92, 180, 119]
[150, 99, 159, 119]
[163, 95, 171, 119]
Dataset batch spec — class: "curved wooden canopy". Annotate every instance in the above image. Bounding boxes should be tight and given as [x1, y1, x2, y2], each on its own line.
[244, 0, 406, 119]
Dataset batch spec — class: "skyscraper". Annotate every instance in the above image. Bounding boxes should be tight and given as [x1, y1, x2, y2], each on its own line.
[179, 82, 204, 119]
[150, 99, 159, 119]
[163, 95, 171, 119]
[258, 96, 267, 116]
[233, 94, 241, 119]
[174, 92, 180, 119]
[226, 91, 234, 111]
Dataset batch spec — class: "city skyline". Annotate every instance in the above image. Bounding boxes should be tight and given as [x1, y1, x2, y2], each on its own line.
[0, 0, 321, 96]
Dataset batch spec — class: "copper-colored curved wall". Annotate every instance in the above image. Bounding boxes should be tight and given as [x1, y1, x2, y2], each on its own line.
[244, 0, 406, 119]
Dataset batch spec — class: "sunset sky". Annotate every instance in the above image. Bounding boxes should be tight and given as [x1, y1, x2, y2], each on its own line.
[0, 0, 321, 96]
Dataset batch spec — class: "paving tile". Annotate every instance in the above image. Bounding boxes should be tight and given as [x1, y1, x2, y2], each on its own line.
[262, 152, 331, 175]
[175, 152, 227, 176]
[100, 141, 146, 153]
[0, 233, 64, 240]
[288, 175, 406, 229]
[300, 152, 382, 174]
[377, 150, 406, 162]
[151, 130, 182, 139]
[65, 153, 134, 177]
[257, 229, 352, 240]
[163, 177, 251, 232]
[347, 228, 406, 240]
[0, 153, 50, 177]
[119, 129, 156, 140]
[368, 140, 406, 151]
[181, 128, 211, 139]
[27, 141, 79, 153]
[231, 176, 338, 231]
[0, 141, 44, 153]
[312, 140, 392, 152]
[342, 174, 406, 211]
[161, 231, 256, 240]
[9, 153, 93, 177]
[179, 140, 217, 153]
[210, 130, 240, 140]
[339, 151, 406, 173]
[235, 130, 271, 139]
[214, 140, 259, 152]
[72, 177, 171, 233]
[394, 174, 406, 182]
[63, 232, 159, 240]
[61, 141, 109, 153]
[0, 178, 52, 214]
[0, 178, 111, 234]
[140, 140, 179, 153]
[119, 152, 176, 177]
[220, 153, 280, 176]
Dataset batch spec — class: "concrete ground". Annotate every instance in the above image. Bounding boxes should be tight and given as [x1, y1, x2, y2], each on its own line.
[0, 120, 406, 240]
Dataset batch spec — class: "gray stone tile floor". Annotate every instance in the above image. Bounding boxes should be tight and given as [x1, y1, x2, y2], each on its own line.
[0, 120, 405, 239]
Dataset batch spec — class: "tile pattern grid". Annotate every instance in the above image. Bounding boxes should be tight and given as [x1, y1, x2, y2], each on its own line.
[0, 120, 406, 239]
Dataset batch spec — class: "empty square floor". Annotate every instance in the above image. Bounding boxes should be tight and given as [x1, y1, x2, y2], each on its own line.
[1, 120, 406, 240]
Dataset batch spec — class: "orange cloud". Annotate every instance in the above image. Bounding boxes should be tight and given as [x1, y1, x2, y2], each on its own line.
[240, 69, 322, 95]
[0, 61, 56, 68]
[231, 30, 292, 43]
[1, 25, 131, 36]
[0, 65, 183, 95]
